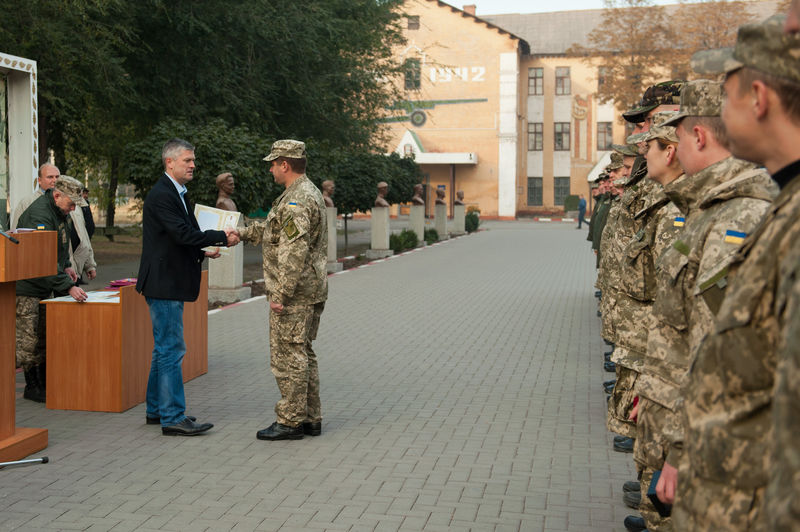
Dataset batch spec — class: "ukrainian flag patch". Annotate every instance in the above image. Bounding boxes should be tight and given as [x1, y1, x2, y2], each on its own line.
[724, 230, 746, 245]
[288, 202, 298, 208]
[673, 217, 685, 227]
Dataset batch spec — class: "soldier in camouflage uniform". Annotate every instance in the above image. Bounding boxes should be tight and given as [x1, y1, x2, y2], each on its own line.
[633, 81, 777, 532]
[676, 18, 800, 530]
[240, 140, 329, 441]
[600, 84, 683, 449]
[15, 176, 88, 402]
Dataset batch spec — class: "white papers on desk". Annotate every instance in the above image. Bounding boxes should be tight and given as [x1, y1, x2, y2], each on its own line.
[193, 204, 241, 256]
[42, 290, 120, 304]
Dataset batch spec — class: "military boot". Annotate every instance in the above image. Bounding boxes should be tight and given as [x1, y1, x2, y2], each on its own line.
[23, 366, 45, 403]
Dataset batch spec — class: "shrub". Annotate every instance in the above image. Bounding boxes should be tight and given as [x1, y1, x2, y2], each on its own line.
[424, 228, 438, 244]
[465, 211, 479, 233]
[389, 229, 418, 253]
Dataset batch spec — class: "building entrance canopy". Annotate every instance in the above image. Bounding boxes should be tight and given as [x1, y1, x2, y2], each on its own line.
[391, 129, 478, 165]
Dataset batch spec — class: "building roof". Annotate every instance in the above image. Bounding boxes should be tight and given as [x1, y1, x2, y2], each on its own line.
[483, 0, 781, 56]
[427, 0, 530, 54]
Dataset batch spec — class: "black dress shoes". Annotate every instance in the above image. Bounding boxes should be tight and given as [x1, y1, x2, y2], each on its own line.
[161, 418, 213, 436]
[147, 415, 196, 425]
[302, 421, 322, 436]
[624, 515, 647, 532]
[257, 422, 303, 441]
[614, 437, 635, 453]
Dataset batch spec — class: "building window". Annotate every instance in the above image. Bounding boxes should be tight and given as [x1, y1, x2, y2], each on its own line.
[554, 122, 570, 151]
[598, 66, 608, 87]
[597, 122, 613, 151]
[554, 177, 570, 206]
[527, 177, 543, 206]
[404, 58, 421, 90]
[528, 122, 543, 151]
[528, 67, 543, 95]
[555, 66, 571, 95]
[407, 16, 420, 30]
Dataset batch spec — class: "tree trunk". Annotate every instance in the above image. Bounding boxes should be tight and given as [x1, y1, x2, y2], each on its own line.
[343, 216, 348, 255]
[105, 156, 119, 241]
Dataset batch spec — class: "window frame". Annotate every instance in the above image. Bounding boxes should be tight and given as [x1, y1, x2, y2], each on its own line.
[554, 122, 571, 151]
[555, 66, 571, 95]
[597, 121, 613, 151]
[527, 177, 543, 206]
[554, 177, 571, 206]
[528, 122, 543, 151]
[528, 67, 543, 95]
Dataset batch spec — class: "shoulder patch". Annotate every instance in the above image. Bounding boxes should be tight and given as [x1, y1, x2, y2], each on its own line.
[673, 216, 685, 227]
[283, 217, 300, 239]
[288, 202, 298, 208]
[672, 240, 690, 256]
[723, 230, 746, 245]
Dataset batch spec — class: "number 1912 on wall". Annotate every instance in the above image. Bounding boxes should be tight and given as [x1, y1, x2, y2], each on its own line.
[429, 67, 486, 83]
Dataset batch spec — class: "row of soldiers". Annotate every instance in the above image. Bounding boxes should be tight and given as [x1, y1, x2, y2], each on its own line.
[584, 12, 800, 532]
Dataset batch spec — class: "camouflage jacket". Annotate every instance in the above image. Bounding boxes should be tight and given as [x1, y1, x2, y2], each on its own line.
[605, 176, 673, 367]
[684, 166, 799, 491]
[240, 174, 328, 306]
[769, 166, 800, 530]
[637, 158, 776, 466]
[15, 190, 75, 299]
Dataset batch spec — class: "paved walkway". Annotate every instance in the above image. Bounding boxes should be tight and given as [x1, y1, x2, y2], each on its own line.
[3, 221, 635, 531]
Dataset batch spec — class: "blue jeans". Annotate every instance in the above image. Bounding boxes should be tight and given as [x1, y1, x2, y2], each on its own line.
[145, 298, 186, 426]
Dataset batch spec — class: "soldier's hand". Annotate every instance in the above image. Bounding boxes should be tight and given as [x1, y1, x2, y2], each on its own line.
[65, 267, 78, 282]
[225, 228, 240, 247]
[87, 269, 97, 280]
[656, 461, 678, 504]
[270, 301, 284, 314]
[205, 249, 221, 259]
[628, 398, 639, 422]
[68, 285, 88, 302]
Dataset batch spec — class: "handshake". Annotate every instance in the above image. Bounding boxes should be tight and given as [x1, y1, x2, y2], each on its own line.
[224, 228, 241, 247]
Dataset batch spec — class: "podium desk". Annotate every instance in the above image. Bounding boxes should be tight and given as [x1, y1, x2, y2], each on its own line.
[0, 231, 55, 461]
[43, 271, 209, 412]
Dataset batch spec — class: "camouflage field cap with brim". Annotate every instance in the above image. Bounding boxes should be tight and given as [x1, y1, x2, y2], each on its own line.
[628, 111, 680, 144]
[622, 80, 685, 124]
[597, 171, 609, 181]
[263, 139, 306, 162]
[661, 79, 722, 127]
[607, 152, 625, 170]
[691, 15, 800, 84]
[612, 143, 639, 157]
[54, 175, 89, 207]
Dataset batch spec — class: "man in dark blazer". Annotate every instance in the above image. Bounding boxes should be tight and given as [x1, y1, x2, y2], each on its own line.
[136, 138, 239, 436]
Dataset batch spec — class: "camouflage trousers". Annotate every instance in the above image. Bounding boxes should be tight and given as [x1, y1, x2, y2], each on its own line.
[606, 363, 638, 438]
[674, 471, 766, 531]
[634, 398, 673, 531]
[15, 296, 46, 370]
[269, 301, 325, 427]
[600, 288, 617, 344]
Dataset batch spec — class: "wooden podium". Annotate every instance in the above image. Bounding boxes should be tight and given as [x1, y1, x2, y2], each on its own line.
[43, 271, 209, 412]
[0, 232, 54, 461]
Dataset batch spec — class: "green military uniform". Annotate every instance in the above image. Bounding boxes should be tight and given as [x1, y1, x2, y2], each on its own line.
[15, 188, 76, 370]
[241, 172, 328, 428]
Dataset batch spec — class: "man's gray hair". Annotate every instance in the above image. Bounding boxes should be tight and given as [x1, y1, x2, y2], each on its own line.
[161, 138, 195, 167]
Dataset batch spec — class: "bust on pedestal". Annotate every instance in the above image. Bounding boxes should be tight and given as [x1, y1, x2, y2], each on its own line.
[322, 180, 342, 272]
[367, 181, 393, 259]
[208, 172, 251, 304]
[452, 190, 466, 235]
[434, 188, 448, 240]
[409, 183, 425, 244]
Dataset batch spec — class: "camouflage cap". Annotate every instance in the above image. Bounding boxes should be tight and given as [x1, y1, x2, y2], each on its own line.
[622, 80, 685, 124]
[607, 152, 624, 170]
[612, 143, 639, 157]
[597, 171, 609, 181]
[691, 16, 800, 84]
[626, 111, 680, 144]
[263, 139, 306, 162]
[661, 79, 722, 127]
[54, 175, 88, 207]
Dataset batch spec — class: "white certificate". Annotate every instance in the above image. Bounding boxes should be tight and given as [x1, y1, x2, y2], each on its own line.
[193, 204, 241, 255]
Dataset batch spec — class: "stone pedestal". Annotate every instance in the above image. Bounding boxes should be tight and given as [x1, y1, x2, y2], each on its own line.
[434, 203, 449, 240]
[409, 204, 425, 243]
[451, 204, 466, 235]
[326, 207, 342, 273]
[208, 245, 251, 304]
[366, 207, 393, 259]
